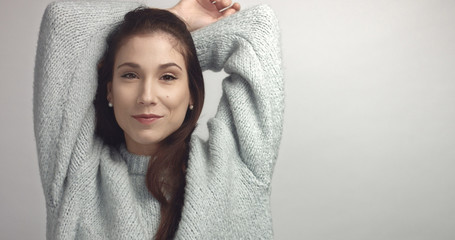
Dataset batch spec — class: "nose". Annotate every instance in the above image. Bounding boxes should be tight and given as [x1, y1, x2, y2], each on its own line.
[137, 78, 157, 106]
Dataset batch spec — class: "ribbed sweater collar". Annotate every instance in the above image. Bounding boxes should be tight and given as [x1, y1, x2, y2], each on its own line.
[119, 144, 151, 175]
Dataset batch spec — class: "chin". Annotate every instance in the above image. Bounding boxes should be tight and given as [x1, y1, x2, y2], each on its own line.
[134, 135, 163, 146]
[128, 130, 163, 145]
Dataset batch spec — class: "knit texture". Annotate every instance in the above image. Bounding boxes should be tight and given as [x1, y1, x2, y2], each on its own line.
[33, 1, 283, 239]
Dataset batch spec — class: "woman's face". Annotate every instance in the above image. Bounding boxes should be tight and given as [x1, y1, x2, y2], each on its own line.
[108, 32, 192, 156]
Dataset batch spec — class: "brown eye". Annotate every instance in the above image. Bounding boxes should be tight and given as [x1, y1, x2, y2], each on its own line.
[160, 74, 177, 81]
[121, 73, 138, 79]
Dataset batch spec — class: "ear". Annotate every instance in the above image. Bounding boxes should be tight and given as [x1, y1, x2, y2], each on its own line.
[107, 82, 113, 103]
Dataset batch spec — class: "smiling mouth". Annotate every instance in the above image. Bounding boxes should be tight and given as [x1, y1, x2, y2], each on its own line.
[132, 114, 163, 125]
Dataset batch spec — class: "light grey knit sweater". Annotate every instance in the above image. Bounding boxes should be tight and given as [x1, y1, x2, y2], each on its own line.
[34, 1, 283, 239]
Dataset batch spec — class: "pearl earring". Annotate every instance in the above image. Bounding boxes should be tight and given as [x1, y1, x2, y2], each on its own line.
[108, 102, 113, 107]
[189, 104, 194, 110]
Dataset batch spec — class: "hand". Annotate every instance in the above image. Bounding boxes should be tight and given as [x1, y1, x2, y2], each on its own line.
[168, 0, 240, 32]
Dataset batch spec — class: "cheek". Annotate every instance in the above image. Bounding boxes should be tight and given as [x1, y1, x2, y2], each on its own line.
[165, 88, 191, 119]
[166, 88, 190, 109]
[111, 84, 138, 124]
[112, 83, 137, 105]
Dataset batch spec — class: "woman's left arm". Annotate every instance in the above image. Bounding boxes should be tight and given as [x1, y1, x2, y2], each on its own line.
[190, 4, 284, 186]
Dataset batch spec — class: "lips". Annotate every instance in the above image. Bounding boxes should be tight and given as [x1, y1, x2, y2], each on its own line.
[132, 114, 163, 125]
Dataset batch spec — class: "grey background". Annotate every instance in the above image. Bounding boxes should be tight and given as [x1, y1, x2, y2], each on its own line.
[1, 0, 454, 239]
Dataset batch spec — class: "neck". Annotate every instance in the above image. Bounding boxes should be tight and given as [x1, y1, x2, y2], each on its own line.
[124, 134, 157, 156]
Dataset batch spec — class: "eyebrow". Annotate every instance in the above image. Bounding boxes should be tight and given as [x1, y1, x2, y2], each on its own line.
[116, 62, 182, 71]
[159, 62, 182, 71]
[117, 62, 140, 69]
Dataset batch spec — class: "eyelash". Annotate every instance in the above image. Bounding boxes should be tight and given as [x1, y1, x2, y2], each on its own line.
[121, 72, 138, 79]
[160, 74, 177, 81]
[120, 73, 177, 81]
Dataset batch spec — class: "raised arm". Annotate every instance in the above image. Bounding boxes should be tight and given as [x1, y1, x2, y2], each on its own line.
[34, 1, 141, 207]
[191, 5, 284, 185]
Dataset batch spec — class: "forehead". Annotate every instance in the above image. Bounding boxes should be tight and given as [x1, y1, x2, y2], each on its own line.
[114, 32, 186, 67]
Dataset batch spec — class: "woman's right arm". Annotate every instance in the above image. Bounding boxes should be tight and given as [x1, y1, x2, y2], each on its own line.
[34, 1, 141, 208]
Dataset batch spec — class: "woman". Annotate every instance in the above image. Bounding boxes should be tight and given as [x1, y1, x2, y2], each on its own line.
[34, 0, 283, 239]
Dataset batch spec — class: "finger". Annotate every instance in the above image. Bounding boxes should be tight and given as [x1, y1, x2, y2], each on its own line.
[220, 2, 240, 15]
[231, 2, 240, 11]
[221, 7, 237, 17]
[212, 0, 232, 11]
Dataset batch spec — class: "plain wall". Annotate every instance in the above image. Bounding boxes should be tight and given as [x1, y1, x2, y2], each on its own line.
[1, 0, 454, 239]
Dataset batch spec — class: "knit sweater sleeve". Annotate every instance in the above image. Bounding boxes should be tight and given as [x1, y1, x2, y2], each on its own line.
[191, 5, 284, 185]
[33, 1, 141, 207]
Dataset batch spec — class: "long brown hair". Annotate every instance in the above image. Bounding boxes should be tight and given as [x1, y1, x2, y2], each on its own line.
[94, 8, 204, 239]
